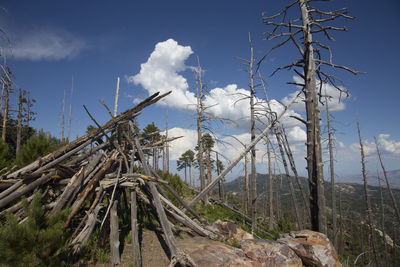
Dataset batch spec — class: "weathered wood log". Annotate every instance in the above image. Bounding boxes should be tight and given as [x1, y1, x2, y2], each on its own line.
[0, 189, 39, 218]
[100, 159, 122, 229]
[0, 180, 23, 200]
[160, 193, 215, 238]
[110, 196, 121, 266]
[68, 141, 109, 166]
[71, 190, 105, 255]
[50, 152, 104, 216]
[0, 172, 54, 210]
[7, 91, 170, 179]
[63, 150, 118, 230]
[131, 189, 141, 267]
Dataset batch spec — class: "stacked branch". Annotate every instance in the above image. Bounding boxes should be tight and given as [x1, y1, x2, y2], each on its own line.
[0, 91, 223, 266]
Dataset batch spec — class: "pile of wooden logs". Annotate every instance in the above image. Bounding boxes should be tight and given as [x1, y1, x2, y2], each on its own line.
[0, 91, 215, 266]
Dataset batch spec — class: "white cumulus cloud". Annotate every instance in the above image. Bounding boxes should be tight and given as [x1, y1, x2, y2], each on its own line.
[128, 39, 196, 109]
[349, 133, 400, 156]
[167, 127, 198, 160]
[9, 28, 85, 61]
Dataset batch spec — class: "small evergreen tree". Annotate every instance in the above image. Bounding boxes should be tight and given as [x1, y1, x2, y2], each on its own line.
[0, 194, 69, 266]
[0, 138, 10, 171]
[15, 130, 60, 168]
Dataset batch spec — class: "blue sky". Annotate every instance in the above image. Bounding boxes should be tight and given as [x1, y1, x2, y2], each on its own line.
[1, 0, 399, 181]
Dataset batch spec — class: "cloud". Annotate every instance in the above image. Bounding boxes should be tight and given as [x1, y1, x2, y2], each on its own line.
[350, 134, 400, 156]
[167, 127, 198, 160]
[128, 39, 196, 109]
[9, 28, 85, 61]
[282, 76, 348, 112]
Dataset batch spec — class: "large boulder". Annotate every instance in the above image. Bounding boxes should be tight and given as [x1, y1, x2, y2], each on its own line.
[207, 219, 253, 245]
[241, 239, 303, 267]
[177, 236, 257, 267]
[278, 230, 341, 267]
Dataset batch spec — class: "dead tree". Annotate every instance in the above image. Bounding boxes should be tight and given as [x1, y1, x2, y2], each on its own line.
[195, 56, 207, 204]
[1, 70, 10, 142]
[275, 128, 303, 229]
[61, 89, 66, 142]
[377, 171, 389, 265]
[325, 97, 337, 248]
[266, 136, 274, 230]
[67, 76, 74, 142]
[262, 0, 361, 234]
[113, 77, 120, 117]
[375, 136, 400, 226]
[16, 88, 23, 154]
[357, 118, 379, 264]
[280, 126, 310, 220]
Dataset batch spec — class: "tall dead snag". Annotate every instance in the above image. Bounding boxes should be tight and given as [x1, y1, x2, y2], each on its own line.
[325, 97, 337, 248]
[16, 88, 23, 154]
[275, 128, 303, 229]
[1, 69, 10, 142]
[188, 91, 301, 208]
[237, 33, 257, 231]
[67, 76, 74, 142]
[357, 118, 379, 264]
[113, 77, 120, 117]
[262, 0, 360, 233]
[248, 34, 257, 233]
[195, 56, 207, 204]
[375, 136, 400, 226]
[281, 126, 310, 220]
[61, 89, 66, 142]
[377, 172, 389, 265]
[266, 137, 274, 230]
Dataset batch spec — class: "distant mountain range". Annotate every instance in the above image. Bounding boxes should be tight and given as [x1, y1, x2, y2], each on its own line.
[342, 169, 400, 188]
[223, 172, 400, 229]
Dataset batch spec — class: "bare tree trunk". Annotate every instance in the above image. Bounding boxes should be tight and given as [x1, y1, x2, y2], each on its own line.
[378, 172, 389, 265]
[1, 81, 9, 142]
[299, 0, 326, 234]
[325, 99, 337, 248]
[113, 77, 120, 117]
[266, 137, 274, 230]
[275, 128, 303, 229]
[61, 89, 66, 142]
[244, 149, 249, 213]
[375, 137, 400, 226]
[16, 88, 22, 154]
[166, 109, 169, 173]
[357, 118, 379, 264]
[248, 33, 257, 233]
[195, 56, 207, 204]
[338, 185, 344, 256]
[67, 76, 74, 142]
[281, 126, 310, 220]
[206, 149, 212, 197]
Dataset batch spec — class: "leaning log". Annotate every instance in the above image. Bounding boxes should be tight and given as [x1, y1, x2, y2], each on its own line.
[0, 172, 54, 210]
[131, 189, 142, 267]
[110, 197, 121, 265]
[7, 91, 171, 179]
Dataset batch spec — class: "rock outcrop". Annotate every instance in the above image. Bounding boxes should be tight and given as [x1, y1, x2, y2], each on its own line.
[241, 239, 302, 267]
[207, 219, 253, 244]
[278, 230, 341, 267]
[180, 223, 341, 267]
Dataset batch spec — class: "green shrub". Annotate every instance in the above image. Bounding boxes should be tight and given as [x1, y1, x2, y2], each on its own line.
[0, 138, 10, 172]
[15, 130, 62, 168]
[0, 194, 69, 266]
